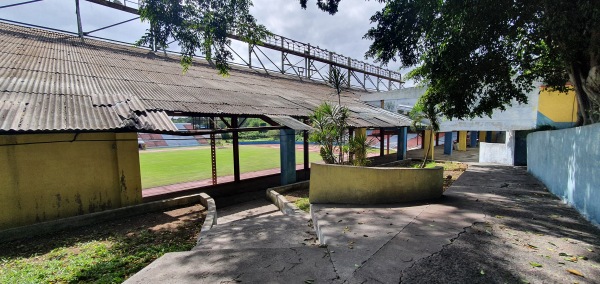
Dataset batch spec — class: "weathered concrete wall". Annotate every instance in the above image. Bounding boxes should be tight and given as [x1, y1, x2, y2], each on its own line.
[479, 131, 516, 165]
[527, 124, 600, 226]
[309, 163, 443, 204]
[0, 132, 142, 230]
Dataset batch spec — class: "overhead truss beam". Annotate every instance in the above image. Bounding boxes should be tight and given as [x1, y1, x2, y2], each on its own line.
[79, 0, 403, 91]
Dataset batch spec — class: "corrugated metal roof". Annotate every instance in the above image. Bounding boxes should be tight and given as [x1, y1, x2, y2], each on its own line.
[0, 22, 411, 133]
[266, 115, 313, 131]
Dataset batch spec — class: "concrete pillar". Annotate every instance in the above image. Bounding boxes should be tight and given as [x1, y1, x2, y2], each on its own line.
[479, 131, 487, 144]
[397, 127, 407, 160]
[444, 132, 453, 155]
[115, 133, 142, 206]
[423, 129, 435, 160]
[470, 131, 478, 148]
[506, 131, 516, 165]
[458, 131, 467, 151]
[280, 129, 296, 185]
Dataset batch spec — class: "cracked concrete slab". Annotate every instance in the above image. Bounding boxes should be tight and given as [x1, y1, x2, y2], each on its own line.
[310, 203, 431, 281]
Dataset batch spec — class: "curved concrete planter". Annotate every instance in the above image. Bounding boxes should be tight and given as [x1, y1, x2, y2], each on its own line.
[309, 163, 443, 204]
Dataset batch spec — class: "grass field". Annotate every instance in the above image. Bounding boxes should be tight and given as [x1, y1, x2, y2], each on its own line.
[139, 145, 321, 189]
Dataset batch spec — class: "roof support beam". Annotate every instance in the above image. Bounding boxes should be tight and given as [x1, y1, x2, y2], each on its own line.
[303, 118, 310, 172]
[84, 17, 139, 35]
[231, 115, 241, 182]
[210, 118, 218, 185]
[75, 0, 84, 41]
[380, 127, 385, 157]
[0, 0, 42, 10]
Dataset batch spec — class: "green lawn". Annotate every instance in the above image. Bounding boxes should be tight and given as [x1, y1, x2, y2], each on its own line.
[139, 145, 321, 189]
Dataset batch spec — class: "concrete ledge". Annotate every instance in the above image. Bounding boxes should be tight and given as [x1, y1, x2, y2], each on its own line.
[309, 163, 443, 204]
[310, 204, 327, 245]
[0, 193, 210, 243]
[266, 181, 309, 216]
[196, 193, 217, 244]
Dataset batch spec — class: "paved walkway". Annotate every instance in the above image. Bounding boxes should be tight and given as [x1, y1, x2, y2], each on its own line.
[126, 164, 600, 283]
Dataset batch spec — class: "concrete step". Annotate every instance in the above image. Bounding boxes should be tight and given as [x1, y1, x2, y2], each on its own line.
[216, 198, 282, 224]
[196, 214, 317, 250]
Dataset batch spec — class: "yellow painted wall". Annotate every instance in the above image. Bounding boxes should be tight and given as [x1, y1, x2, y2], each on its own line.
[309, 163, 443, 204]
[538, 88, 578, 123]
[0, 132, 142, 230]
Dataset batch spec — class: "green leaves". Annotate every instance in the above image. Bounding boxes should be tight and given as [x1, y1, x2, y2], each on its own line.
[359, 0, 600, 123]
[138, 0, 269, 75]
[309, 102, 349, 164]
[529, 261, 543, 268]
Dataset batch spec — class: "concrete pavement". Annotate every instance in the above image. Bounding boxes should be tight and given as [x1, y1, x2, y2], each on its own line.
[126, 164, 600, 283]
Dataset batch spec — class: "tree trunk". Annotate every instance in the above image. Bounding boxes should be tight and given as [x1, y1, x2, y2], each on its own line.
[420, 130, 433, 168]
[568, 63, 600, 126]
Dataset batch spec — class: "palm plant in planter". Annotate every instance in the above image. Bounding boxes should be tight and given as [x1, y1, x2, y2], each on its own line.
[310, 102, 349, 164]
[309, 66, 370, 166]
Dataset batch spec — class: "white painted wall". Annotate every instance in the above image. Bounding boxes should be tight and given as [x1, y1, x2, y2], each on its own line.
[479, 131, 516, 165]
[361, 84, 541, 132]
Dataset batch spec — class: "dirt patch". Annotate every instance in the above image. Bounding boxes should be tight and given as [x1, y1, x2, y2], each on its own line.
[0, 204, 206, 260]
[283, 188, 310, 203]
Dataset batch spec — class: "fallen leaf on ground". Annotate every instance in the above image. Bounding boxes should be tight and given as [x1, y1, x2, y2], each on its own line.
[527, 244, 538, 250]
[548, 242, 557, 247]
[529, 262, 543, 268]
[495, 215, 505, 219]
[565, 257, 578, 262]
[566, 269, 585, 277]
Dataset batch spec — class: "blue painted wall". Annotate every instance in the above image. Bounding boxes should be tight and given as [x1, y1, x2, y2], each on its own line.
[527, 124, 600, 227]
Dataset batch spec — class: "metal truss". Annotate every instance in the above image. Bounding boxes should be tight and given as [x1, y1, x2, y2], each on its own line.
[2, 0, 403, 92]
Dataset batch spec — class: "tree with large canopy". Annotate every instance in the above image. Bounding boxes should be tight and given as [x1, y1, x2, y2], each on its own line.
[139, 0, 600, 125]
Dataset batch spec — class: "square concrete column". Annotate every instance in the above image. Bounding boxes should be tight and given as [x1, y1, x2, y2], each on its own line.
[458, 131, 467, 151]
[444, 132, 453, 155]
[479, 131, 487, 144]
[470, 131, 478, 148]
[423, 129, 435, 160]
[397, 127, 407, 160]
[280, 128, 296, 185]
